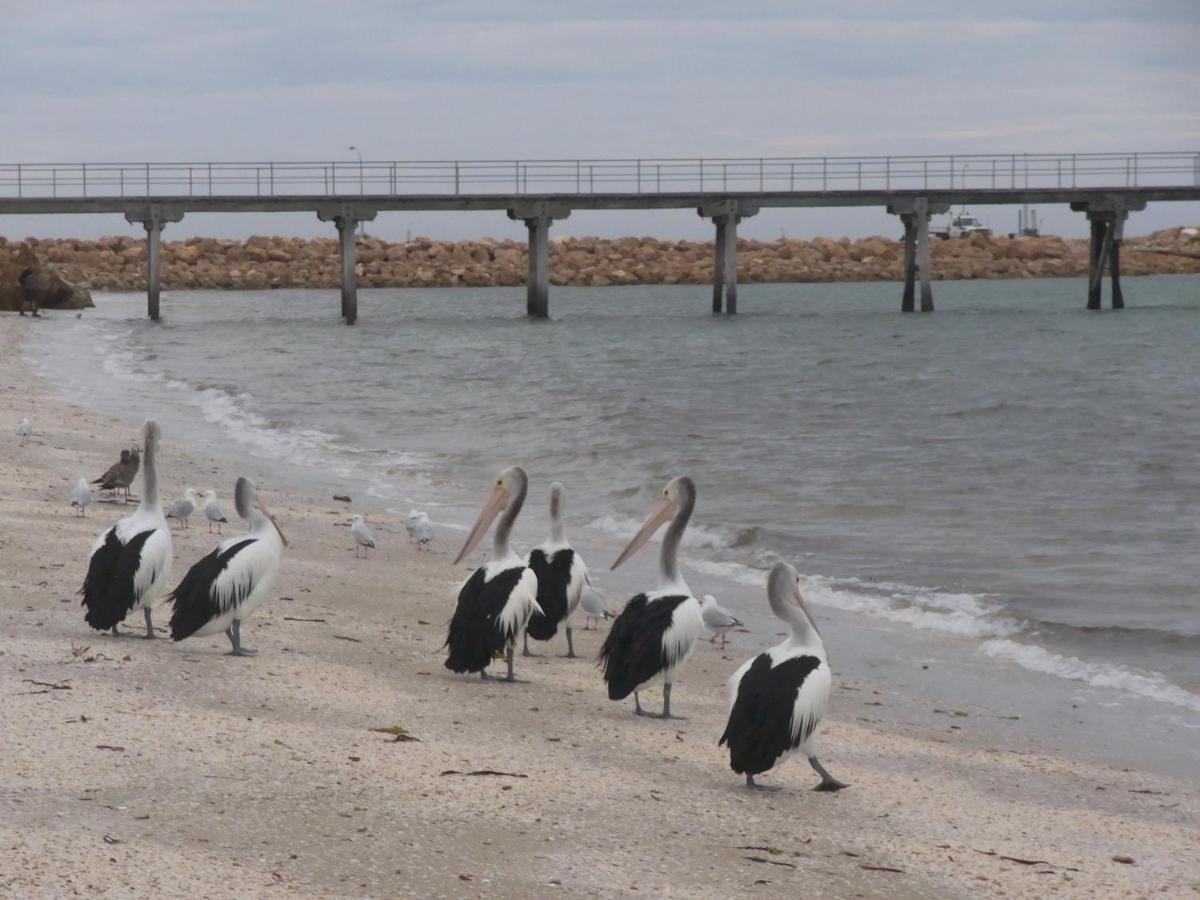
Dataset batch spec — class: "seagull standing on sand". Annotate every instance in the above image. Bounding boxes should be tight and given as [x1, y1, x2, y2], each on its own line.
[204, 490, 229, 533]
[166, 488, 199, 529]
[17, 418, 32, 445]
[350, 514, 376, 558]
[719, 561, 847, 792]
[169, 477, 288, 656]
[414, 513, 432, 551]
[600, 476, 706, 719]
[445, 466, 541, 682]
[579, 585, 612, 630]
[406, 509, 422, 543]
[70, 477, 92, 516]
[524, 482, 587, 658]
[79, 421, 173, 638]
[701, 594, 743, 648]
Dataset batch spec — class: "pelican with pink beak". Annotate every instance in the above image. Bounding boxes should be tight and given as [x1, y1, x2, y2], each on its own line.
[445, 466, 541, 682]
[599, 475, 706, 719]
[719, 561, 847, 792]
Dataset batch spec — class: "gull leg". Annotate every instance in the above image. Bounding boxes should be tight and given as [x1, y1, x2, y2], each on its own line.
[745, 773, 781, 792]
[226, 620, 257, 657]
[142, 607, 156, 639]
[809, 756, 849, 792]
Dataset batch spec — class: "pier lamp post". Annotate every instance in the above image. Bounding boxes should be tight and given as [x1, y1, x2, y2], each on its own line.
[349, 146, 366, 236]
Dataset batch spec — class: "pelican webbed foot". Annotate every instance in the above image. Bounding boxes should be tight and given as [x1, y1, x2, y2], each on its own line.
[745, 774, 781, 792]
[809, 757, 848, 791]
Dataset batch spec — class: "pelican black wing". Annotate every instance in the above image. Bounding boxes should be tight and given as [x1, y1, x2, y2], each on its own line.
[444, 566, 525, 674]
[168, 538, 257, 641]
[597, 594, 688, 700]
[719, 653, 822, 776]
[525, 548, 575, 641]
[80, 528, 154, 631]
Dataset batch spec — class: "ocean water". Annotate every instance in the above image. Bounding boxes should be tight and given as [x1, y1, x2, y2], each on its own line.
[26, 277, 1200, 743]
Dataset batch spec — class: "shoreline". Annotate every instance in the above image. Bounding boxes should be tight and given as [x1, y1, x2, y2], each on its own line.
[3, 314, 1199, 898]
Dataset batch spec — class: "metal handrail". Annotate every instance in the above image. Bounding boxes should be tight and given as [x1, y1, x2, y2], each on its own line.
[0, 152, 1196, 199]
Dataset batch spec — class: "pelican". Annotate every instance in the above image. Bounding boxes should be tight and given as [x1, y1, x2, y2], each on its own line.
[701, 594, 743, 648]
[719, 561, 847, 792]
[350, 514, 375, 558]
[204, 490, 228, 533]
[169, 477, 288, 656]
[166, 487, 199, 529]
[17, 417, 32, 445]
[524, 482, 587, 658]
[600, 476, 706, 719]
[579, 585, 612, 630]
[78, 421, 172, 638]
[93, 447, 140, 502]
[70, 477, 92, 516]
[444, 466, 540, 682]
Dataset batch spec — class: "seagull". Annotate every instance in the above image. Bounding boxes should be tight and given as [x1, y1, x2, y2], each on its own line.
[701, 594, 743, 648]
[350, 514, 376, 558]
[445, 466, 541, 682]
[204, 490, 228, 534]
[524, 482, 587, 657]
[600, 476, 706, 719]
[70, 477, 92, 517]
[79, 421, 172, 638]
[719, 561, 847, 792]
[579, 585, 612, 630]
[406, 509, 423, 543]
[414, 513, 432, 551]
[166, 488, 199, 529]
[169, 477, 288, 656]
[17, 418, 32, 445]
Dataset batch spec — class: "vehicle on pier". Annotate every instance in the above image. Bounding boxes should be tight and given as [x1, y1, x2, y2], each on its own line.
[931, 211, 991, 240]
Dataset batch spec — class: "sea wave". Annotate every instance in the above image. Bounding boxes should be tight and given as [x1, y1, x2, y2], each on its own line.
[586, 513, 732, 550]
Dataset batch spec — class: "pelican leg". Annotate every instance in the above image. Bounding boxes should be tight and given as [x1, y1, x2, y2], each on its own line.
[658, 682, 685, 719]
[634, 691, 649, 716]
[110, 625, 121, 637]
[226, 620, 257, 657]
[142, 607, 156, 639]
[522, 633, 537, 657]
[480, 670, 489, 680]
[500, 645, 527, 683]
[563, 627, 576, 658]
[745, 774, 781, 792]
[809, 757, 848, 792]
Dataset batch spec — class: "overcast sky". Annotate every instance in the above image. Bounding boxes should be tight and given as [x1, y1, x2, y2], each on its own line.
[2, 1, 1197, 242]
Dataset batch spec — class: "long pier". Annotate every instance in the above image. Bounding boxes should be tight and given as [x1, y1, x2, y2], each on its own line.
[3, 152, 1198, 323]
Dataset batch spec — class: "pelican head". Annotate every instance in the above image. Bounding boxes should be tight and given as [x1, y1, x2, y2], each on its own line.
[454, 465, 528, 565]
[767, 561, 819, 637]
[610, 475, 695, 571]
[234, 476, 288, 547]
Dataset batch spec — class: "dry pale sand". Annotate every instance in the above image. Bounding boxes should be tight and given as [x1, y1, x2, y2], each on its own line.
[1, 315, 1197, 900]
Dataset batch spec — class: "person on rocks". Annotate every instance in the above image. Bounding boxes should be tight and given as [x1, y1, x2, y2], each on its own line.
[17, 267, 40, 317]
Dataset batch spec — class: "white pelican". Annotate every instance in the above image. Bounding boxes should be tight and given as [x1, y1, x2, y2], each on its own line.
[204, 490, 228, 533]
[93, 447, 140, 502]
[169, 477, 288, 656]
[70, 477, 92, 516]
[166, 487, 199, 529]
[350, 514, 376, 558]
[78, 421, 172, 638]
[719, 561, 847, 792]
[445, 466, 540, 682]
[17, 417, 32, 445]
[600, 476, 706, 719]
[579, 585, 611, 630]
[524, 482, 587, 658]
[701, 594, 743, 648]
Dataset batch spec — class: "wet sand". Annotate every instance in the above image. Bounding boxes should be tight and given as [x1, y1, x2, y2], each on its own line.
[1, 315, 1197, 899]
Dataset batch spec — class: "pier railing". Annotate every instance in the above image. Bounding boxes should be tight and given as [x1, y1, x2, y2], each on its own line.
[1, 152, 1197, 199]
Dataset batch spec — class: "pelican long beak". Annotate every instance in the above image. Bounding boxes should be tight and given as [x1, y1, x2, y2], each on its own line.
[794, 587, 819, 636]
[610, 497, 675, 571]
[454, 485, 509, 565]
[256, 499, 288, 547]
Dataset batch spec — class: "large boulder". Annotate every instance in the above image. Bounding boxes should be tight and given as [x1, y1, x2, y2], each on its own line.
[1, 243, 94, 311]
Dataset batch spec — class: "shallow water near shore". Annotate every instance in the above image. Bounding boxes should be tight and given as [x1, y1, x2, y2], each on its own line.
[26, 276, 1200, 776]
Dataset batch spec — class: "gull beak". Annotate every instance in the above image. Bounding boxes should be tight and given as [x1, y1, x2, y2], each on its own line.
[256, 499, 288, 547]
[611, 496, 674, 571]
[454, 484, 509, 565]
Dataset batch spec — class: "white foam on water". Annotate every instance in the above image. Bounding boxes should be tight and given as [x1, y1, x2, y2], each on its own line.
[585, 513, 731, 549]
[979, 639, 1200, 713]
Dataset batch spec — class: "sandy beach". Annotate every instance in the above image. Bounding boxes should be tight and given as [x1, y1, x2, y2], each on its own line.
[2, 313, 1197, 899]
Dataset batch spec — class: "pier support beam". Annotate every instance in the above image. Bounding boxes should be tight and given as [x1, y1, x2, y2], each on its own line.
[508, 204, 571, 318]
[889, 198, 948, 313]
[124, 205, 184, 321]
[318, 204, 377, 324]
[699, 201, 759, 314]
[1072, 196, 1140, 310]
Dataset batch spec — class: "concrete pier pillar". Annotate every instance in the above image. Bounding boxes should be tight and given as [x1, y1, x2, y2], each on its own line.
[900, 213, 917, 313]
[318, 204, 377, 325]
[508, 205, 570, 319]
[1110, 214, 1125, 310]
[1087, 218, 1107, 310]
[711, 218, 727, 314]
[1073, 196, 1139, 311]
[915, 198, 934, 312]
[124, 204, 184, 321]
[699, 202, 758, 315]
